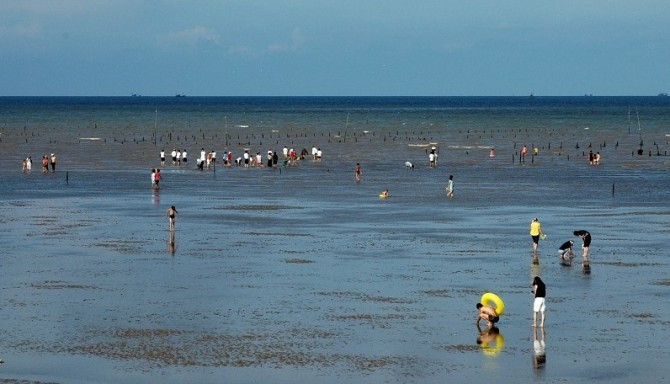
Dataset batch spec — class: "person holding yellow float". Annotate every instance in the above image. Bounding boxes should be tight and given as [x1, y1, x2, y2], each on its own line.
[379, 189, 389, 198]
[476, 292, 505, 328]
[476, 303, 499, 328]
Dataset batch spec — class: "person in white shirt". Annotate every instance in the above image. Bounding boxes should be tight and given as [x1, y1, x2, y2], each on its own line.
[312, 146, 318, 160]
[176, 150, 181, 164]
[182, 150, 187, 163]
[171, 149, 177, 165]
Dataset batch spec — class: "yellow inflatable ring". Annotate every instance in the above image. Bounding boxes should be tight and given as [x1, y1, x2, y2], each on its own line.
[481, 333, 505, 356]
[481, 292, 505, 316]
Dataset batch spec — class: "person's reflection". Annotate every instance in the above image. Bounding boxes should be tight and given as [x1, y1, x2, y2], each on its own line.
[531, 260, 541, 280]
[477, 324, 504, 356]
[168, 230, 176, 254]
[152, 187, 160, 205]
[533, 326, 546, 371]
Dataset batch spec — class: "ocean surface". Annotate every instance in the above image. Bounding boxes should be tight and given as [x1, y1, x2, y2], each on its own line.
[0, 96, 669, 383]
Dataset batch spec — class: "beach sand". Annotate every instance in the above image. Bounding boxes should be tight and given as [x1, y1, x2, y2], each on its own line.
[1, 98, 669, 383]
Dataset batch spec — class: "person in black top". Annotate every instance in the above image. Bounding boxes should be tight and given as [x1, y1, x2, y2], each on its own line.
[558, 240, 575, 261]
[166, 206, 178, 231]
[573, 230, 591, 264]
[532, 276, 546, 327]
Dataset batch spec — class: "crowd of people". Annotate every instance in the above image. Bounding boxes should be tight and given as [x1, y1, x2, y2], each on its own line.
[473, 219, 593, 369]
[159, 145, 323, 172]
[22, 154, 57, 173]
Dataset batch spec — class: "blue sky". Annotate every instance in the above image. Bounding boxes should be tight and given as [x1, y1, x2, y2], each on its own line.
[1, 0, 668, 96]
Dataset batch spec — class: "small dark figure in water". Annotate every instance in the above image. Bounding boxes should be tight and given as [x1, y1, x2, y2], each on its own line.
[166, 206, 178, 230]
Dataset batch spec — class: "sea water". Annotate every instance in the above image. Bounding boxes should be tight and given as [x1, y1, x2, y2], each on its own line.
[0, 97, 669, 383]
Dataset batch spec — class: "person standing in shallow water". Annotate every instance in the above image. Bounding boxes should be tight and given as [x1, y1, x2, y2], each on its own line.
[355, 163, 362, 181]
[154, 169, 162, 188]
[50, 153, 56, 172]
[529, 218, 544, 253]
[166, 206, 178, 231]
[574, 230, 591, 265]
[532, 276, 546, 327]
[446, 175, 454, 198]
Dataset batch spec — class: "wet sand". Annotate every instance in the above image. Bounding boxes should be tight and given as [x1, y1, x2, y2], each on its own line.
[1, 99, 670, 383]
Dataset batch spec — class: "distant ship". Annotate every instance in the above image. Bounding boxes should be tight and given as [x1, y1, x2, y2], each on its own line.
[658, 93, 668, 97]
[131, 93, 141, 97]
[175, 93, 186, 98]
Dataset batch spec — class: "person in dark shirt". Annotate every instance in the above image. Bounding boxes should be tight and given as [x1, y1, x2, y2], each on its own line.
[558, 240, 575, 261]
[532, 276, 546, 327]
[573, 230, 592, 264]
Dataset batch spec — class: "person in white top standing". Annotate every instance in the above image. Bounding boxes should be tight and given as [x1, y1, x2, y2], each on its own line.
[446, 175, 454, 198]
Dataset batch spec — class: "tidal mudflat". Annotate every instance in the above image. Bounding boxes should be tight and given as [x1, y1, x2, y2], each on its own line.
[1, 97, 669, 383]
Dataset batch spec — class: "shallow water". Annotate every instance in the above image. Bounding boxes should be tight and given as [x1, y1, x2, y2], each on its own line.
[1, 97, 669, 383]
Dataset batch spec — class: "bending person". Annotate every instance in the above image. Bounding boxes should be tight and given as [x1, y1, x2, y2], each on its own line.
[573, 230, 591, 264]
[476, 302, 500, 328]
